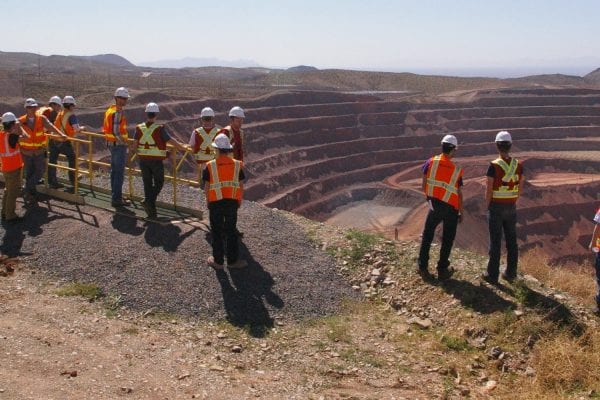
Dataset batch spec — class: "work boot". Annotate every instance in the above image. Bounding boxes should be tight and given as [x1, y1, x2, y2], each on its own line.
[228, 259, 248, 269]
[501, 272, 517, 283]
[437, 267, 454, 281]
[49, 182, 64, 189]
[481, 273, 499, 285]
[207, 256, 224, 270]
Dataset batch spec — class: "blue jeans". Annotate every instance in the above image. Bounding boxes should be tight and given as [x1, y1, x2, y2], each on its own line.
[595, 252, 600, 306]
[418, 198, 459, 271]
[22, 151, 46, 194]
[108, 144, 127, 202]
[486, 202, 518, 280]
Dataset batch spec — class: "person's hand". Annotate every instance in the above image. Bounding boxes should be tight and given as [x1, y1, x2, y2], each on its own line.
[458, 214, 463, 223]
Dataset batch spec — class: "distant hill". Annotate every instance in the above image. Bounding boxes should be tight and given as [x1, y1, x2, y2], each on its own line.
[75, 54, 134, 67]
[286, 65, 319, 72]
[584, 68, 600, 83]
[138, 57, 261, 69]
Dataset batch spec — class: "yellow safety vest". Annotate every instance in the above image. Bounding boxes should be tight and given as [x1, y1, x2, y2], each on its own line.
[136, 123, 167, 158]
[194, 127, 219, 162]
[491, 158, 520, 200]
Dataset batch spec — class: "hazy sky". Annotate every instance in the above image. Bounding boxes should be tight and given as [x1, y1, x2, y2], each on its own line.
[3, 0, 600, 75]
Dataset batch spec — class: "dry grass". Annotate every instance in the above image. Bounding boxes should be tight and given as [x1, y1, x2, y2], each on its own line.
[530, 329, 600, 396]
[520, 249, 596, 304]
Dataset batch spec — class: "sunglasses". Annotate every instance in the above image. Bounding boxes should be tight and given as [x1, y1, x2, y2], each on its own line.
[201, 117, 213, 121]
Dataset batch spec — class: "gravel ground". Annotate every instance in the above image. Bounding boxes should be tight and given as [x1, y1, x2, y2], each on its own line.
[0, 178, 356, 334]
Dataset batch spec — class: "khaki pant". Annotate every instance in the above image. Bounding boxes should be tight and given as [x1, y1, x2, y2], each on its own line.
[2, 168, 23, 219]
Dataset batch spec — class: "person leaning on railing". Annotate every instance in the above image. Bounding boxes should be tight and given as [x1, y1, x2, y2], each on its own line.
[134, 102, 190, 219]
[18, 98, 67, 205]
[48, 96, 86, 190]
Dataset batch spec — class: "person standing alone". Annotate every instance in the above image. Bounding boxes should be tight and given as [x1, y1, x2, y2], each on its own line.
[103, 87, 131, 207]
[417, 134, 464, 280]
[482, 131, 524, 284]
[203, 133, 247, 270]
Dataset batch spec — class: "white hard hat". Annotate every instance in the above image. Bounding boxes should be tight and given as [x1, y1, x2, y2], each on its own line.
[49, 95, 62, 105]
[1, 112, 17, 123]
[211, 133, 233, 150]
[200, 107, 215, 118]
[114, 87, 130, 98]
[495, 130, 512, 143]
[62, 95, 76, 105]
[441, 134, 458, 147]
[229, 106, 245, 118]
[24, 98, 39, 108]
[145, 102, 159, 113]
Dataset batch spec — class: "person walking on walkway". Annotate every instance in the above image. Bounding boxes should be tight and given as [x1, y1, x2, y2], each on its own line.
[203, 133, 247, 270]
[482, 131, 524, 285]
[134, 102, 189, 218]
[589, 206, 600, 314]
[219, 106, 245, 161]
[103, 87, 131, 207]
[0, 112, 29, 223]
[18, 98, 67, 205]
[189, 107, 220, 180]
[417, 134, 464, 280]
[48, 96, 85, 189]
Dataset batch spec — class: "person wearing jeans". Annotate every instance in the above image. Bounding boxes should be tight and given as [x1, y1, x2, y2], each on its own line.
[483, 131, 524, 284]
[417, 135, 463, 280]
[103, 87, 131, 207]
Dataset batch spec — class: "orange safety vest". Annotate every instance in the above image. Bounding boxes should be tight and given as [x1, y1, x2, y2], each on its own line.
[425, 153, 463, 210]
[54, 110, 76, 137]
[18, 114, 47, 150]
[206, 156, 243, 203]
[103, 105, 128, 142]
[491, 157, 520, 200]
[193, 127, 219, 162]
[0, 129, 24, 172]
[37, 106, 56, 123]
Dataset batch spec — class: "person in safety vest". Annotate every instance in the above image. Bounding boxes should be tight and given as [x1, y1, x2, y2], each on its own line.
[189, 107, 220, 173]
[19, 98, 67, 205]
[134, 102, 189, 219]
[417, 134, 464, 280]
[37, 96, 62, 123]
[203, 133, 247, 270]
[590, 206, 600, 314]
[482, 131, 524, 285]
[0, 112, 29, 223]
[103, 87, 131, 207]
[48, 96, 85, 189]
[218, 106, 245, 161]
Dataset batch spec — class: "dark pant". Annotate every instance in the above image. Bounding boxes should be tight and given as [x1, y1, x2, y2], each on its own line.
[139, 159, 164, 206]
[21, 150, 45, 194]
[595, 253, 600, 306]
[108, 143, 127, 202]
[418, 198, 459, 271]
[486, 202, 518, 280]
[48, 140, 76, 185]
[209, 199, 240, 265]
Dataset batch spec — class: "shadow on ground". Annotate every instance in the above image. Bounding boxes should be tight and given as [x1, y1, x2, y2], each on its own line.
[215, 241, 284, 338]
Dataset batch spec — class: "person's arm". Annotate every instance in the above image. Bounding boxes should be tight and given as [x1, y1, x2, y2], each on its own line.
[166, 138, 190, 153]
[590, 224, 600, 251]
[42, 116, 68, 140]
[458, 186, 464, 223]
[202, 167, 210, 207]
[15, 121, 30, 139]
[485, 176, 494, 207]
[69, 115, 84, 134]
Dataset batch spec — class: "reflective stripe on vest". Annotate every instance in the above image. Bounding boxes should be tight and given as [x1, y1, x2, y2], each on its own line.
[0, 130, 23, 172]
[194, 127, 218, 161]
[55, 111, 75, 137]
[18, 115, 47, 149]
[425, 154, 462, 209]
[492, 158, 520, 199]
[207, 158, 242, 202]
[103, 105, 128, 142]
[136, 123, 166, 157]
